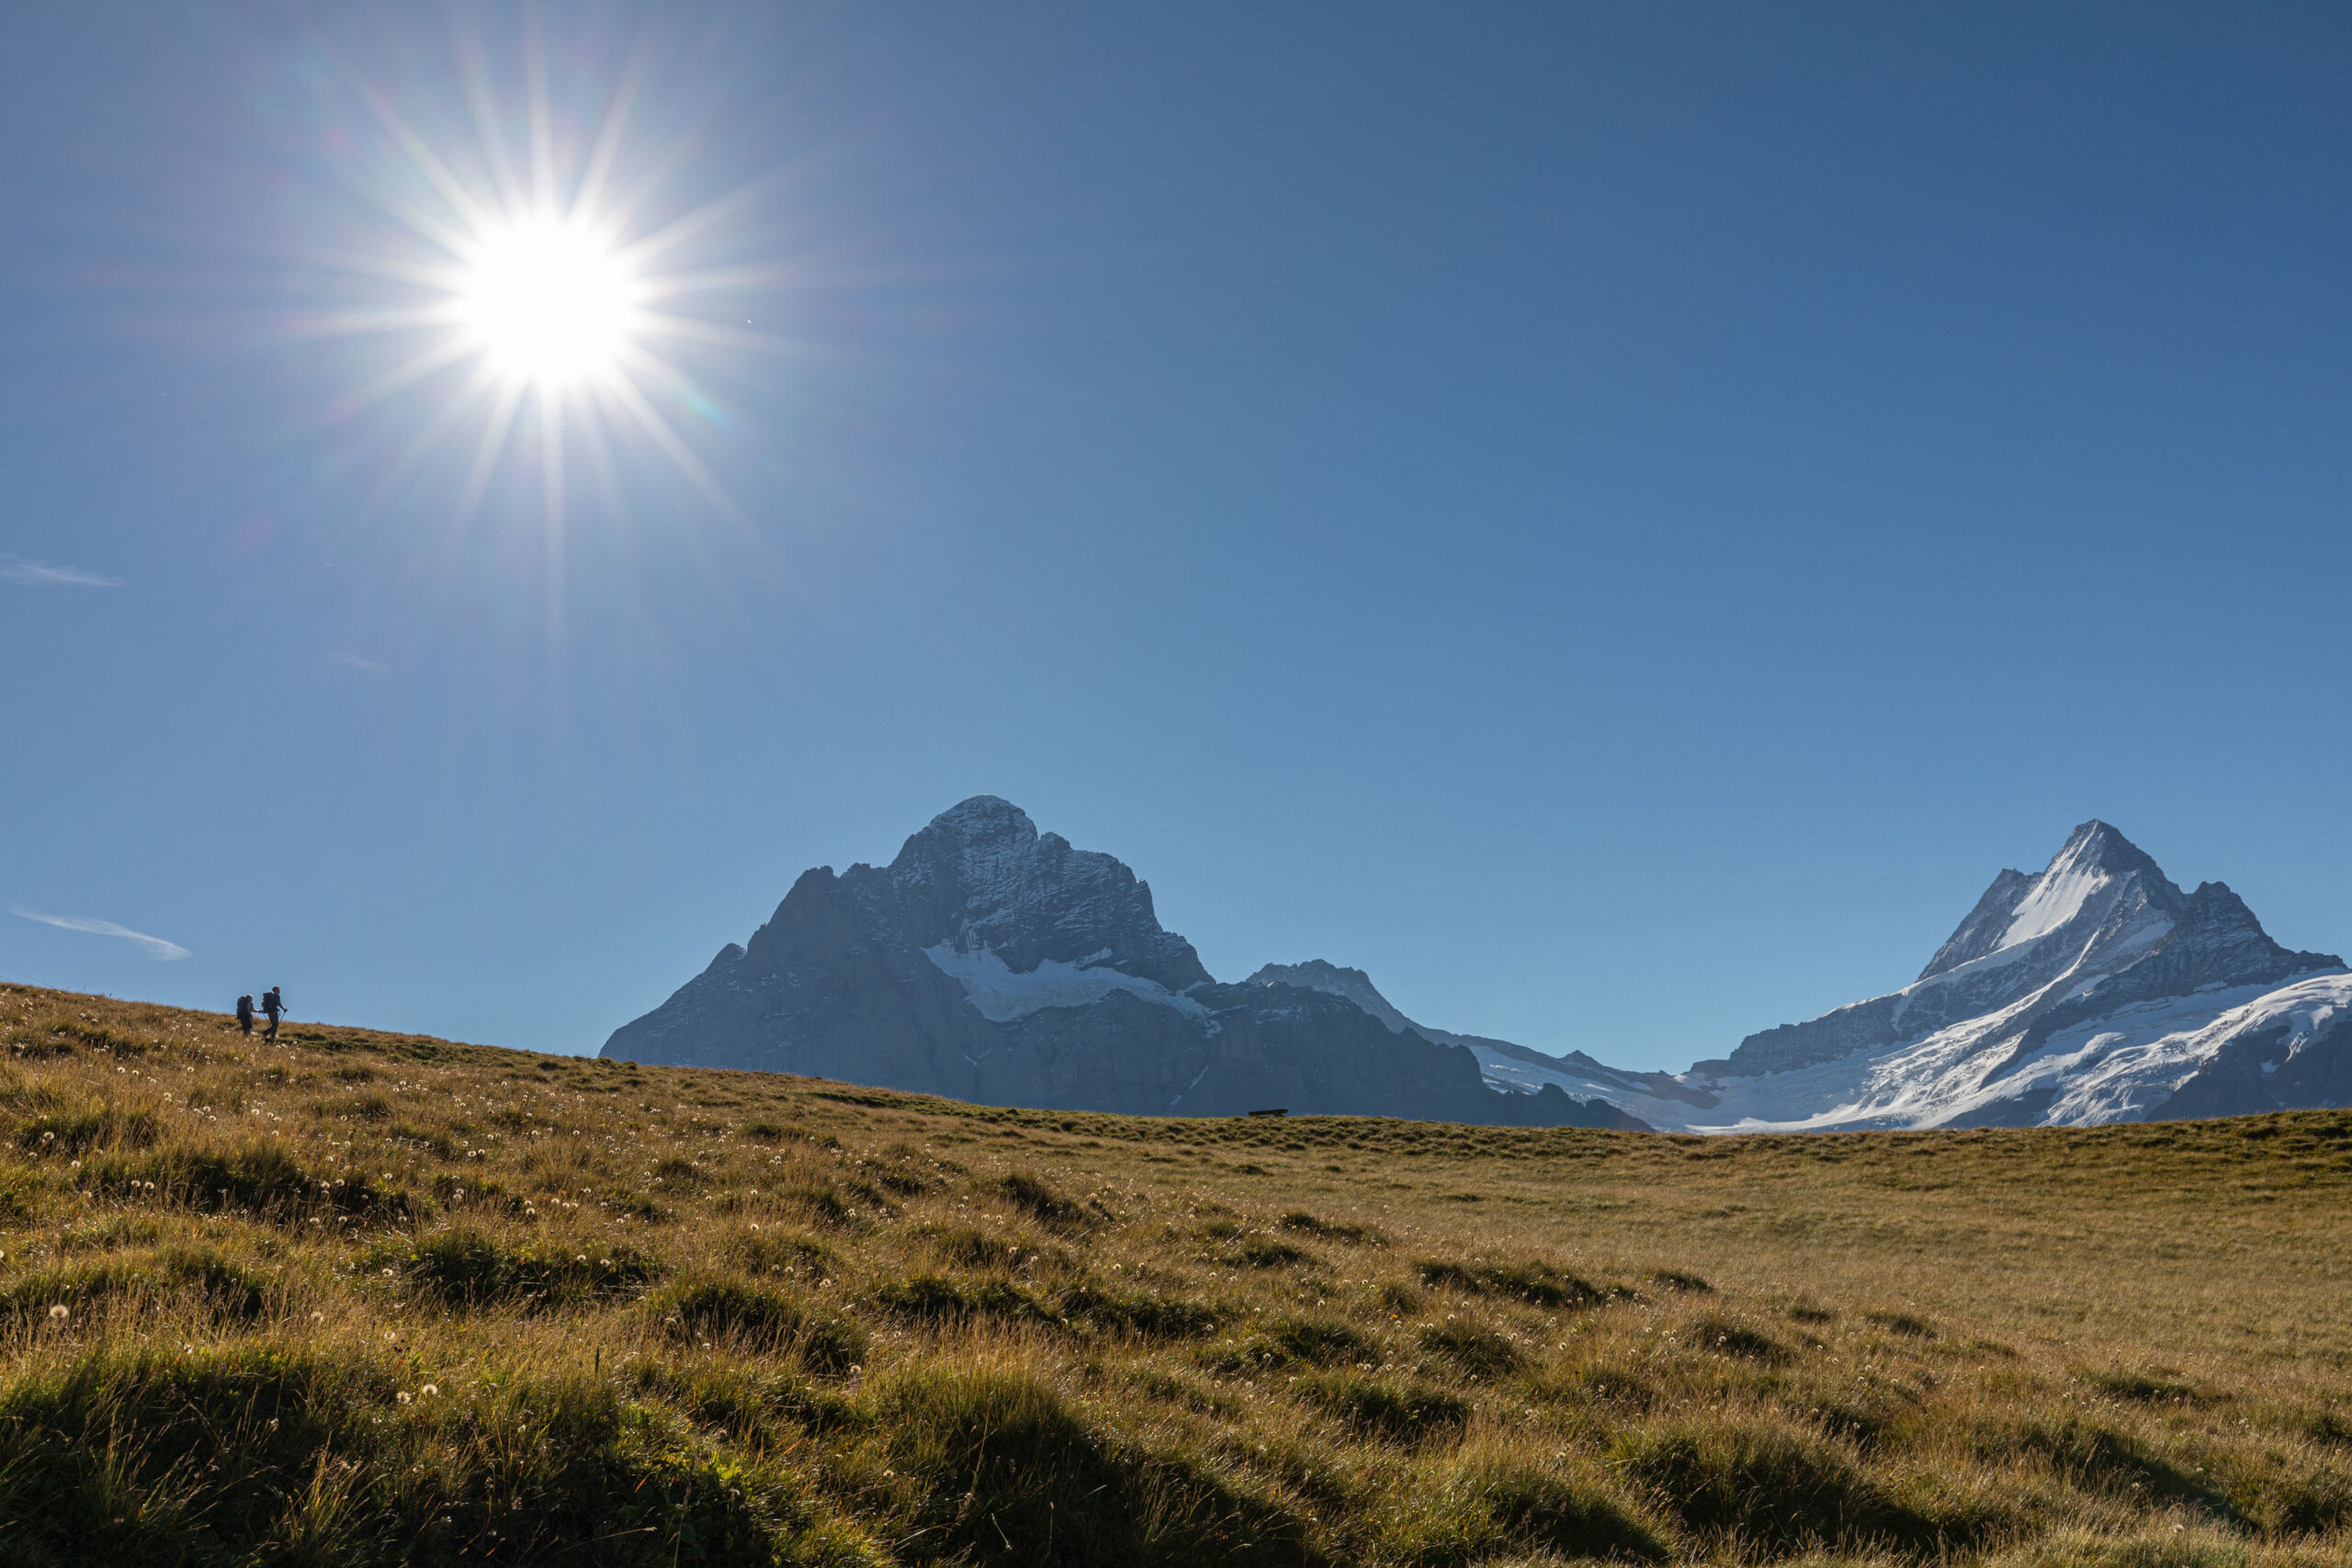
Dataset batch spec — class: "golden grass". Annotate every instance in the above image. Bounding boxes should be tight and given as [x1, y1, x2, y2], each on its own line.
[0, 982, 2347, 1566]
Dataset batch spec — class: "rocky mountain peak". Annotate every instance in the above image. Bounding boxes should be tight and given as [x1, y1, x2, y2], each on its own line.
[2098, 878, 2345, 998]
[1246, 960, 1416, 1034]
[1916, 819, 2181, 984]
[2066, 818, 2162, 871]
[910, 795, 1038, 858]
[880, 796, 1209, 992]
[889, 796, 1048, 914]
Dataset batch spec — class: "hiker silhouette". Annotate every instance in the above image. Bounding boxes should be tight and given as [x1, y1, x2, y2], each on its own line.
[235, 995, 254, 1035]
[261, 986, 284, 1041]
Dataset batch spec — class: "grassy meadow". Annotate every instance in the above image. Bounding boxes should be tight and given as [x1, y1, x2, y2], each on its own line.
[1, 982, 2347, 1567]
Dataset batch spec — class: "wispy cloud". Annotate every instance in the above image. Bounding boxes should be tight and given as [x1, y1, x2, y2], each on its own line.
[0, 556, 120, 588]
[333, 652, 391, 674]
[13, 909, 190, 961]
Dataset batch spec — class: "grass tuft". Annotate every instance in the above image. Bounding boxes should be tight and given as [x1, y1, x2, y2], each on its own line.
[1683, 1314, 1793, 1365]
[1418, 1258, 1605, 1308]
[1275, 1211, 1386, 1245]
[1298, 1371, 1469, 1445]
[1419, 1319, 1527, 1378]
[996, 1169, 1087, 1227]
[869, 1271, 1057, 1327]
[366, 1230, 659, 1310]
[1612, 1418, 1953, 1556]
[1864, 1308, 1939, 1339]
[876, 1357, 1313, 1566]
[654, 1279, 866, 1373]
[1382, 1448, 1671, 1565]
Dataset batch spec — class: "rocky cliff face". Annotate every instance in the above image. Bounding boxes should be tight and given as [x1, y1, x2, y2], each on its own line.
[604, 798, 1642, 1128]
[1242, 960, 1715, 1111]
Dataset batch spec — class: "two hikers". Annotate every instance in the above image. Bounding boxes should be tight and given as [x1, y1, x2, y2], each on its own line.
[233, 987, 286, 1039]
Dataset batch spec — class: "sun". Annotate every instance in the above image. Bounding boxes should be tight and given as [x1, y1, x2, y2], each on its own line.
[459, 217, 638, 386]
[297, 41, 788, 542]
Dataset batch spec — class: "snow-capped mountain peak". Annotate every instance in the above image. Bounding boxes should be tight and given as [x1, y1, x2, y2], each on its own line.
[1916, 819, 2175, 984]
[1690, 821, 2346, 1129]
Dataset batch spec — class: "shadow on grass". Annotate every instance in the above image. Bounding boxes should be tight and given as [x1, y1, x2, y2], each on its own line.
[876, 1359, 1319, 1567]
[0, 1346, 876, 1566]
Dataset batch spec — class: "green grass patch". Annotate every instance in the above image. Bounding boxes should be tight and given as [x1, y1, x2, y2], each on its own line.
[1297, 1372, 1469, 1445]
[1613, 1419, 1954, 1557]
[0, 1346, 876, 1566]
[1683, 1314, 1792, 1366]
[654, 1280, 866, 1374]
[874, 1359, 1314, 1566]
[1054, 1281, 1225, 1341]
[1416, 1258, 1606, 1309]
[1380, 1452, 1668, 1565]
[868, 1272, 1057, 1327]
[1418, 1320, 1525, 1378]
[1275, 1211, 1385, 1246]
[995, 1169, 1090, 1227]
[86, 1142, 416, 1224]
[2, 1247, 273, 1327]
[365, 1231, 660, 1310]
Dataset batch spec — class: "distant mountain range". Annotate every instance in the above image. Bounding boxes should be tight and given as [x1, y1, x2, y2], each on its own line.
[605, 800, 2349, 1130]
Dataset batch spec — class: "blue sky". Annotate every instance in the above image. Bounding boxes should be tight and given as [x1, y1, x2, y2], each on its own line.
[3, 4, 2347, 1069]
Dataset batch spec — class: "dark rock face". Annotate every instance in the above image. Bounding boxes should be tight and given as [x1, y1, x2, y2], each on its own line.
[605, 798, 1641, 1128]
[1915, 868, 2038, 982]
[1724, 820, 2342, 1080]
[1245, 961, 1417, 1034]
[2159, 998, 2352, 1120]
[875, 796, 1211, 993]
[1244, 961, 1715, 1110]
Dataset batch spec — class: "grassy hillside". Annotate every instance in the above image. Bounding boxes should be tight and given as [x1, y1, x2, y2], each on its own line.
[1, 984, 2348, 1567]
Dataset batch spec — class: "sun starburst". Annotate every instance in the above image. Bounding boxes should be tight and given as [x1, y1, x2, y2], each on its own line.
[292, 31, 789, 564]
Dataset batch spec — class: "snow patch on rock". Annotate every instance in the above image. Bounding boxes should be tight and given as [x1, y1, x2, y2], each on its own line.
[924, 942, 1210, 1024]
[1996, 834, 2113, 952]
